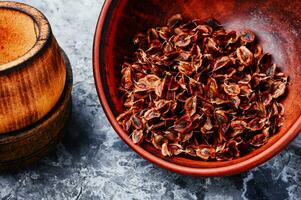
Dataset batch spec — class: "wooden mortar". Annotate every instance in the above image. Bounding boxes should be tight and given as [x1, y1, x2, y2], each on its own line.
[0, 2, 73, 170]
[0, 56, 72, 171]
[0, 2, 66, 133]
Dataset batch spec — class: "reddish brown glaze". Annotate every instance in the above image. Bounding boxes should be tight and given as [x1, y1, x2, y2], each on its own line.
[93, 0, 301, 176]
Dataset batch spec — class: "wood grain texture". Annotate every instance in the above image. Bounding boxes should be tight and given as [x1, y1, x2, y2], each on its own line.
[94, 0, 301, 176]
[0, 2, 66, 134]
[0, 54, 72, 172]
[0, 8, 38, 65]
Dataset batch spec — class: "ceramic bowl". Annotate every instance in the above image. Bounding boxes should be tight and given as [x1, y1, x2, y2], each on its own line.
[93, 0, 301, 176]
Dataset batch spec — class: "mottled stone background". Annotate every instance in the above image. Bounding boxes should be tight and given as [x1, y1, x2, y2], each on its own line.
[1, 0, 300, 199]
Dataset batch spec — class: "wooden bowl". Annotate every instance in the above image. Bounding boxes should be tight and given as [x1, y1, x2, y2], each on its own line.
[93, 0, 301, 176]
[0, 2, 66, 133]
[0, 52, 72, 172]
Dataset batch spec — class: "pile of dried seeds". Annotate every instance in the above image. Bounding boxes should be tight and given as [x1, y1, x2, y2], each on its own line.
[117, 14, 288, 161]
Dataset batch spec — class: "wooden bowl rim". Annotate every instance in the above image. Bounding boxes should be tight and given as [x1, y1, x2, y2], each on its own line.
[0, 1, 51, 73]
[93, 0, 301, 176]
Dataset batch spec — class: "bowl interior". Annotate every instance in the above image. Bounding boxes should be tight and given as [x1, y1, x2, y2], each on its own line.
[0, 8, 39, 65]
[97, 0, 301, 170]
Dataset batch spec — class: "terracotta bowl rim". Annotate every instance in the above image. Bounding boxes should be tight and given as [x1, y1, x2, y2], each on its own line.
[0, 1, 51, 73]
[93, 0, 301, 176]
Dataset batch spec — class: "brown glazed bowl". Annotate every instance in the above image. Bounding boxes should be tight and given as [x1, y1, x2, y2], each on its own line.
[93, 0, 301, 176]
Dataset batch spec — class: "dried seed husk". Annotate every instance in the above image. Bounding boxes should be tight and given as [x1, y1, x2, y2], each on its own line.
[184, 96, 198, 116]
[224, 83, 241, 96]
[202, 117, 213, 132]
[236, 46, 254, 66]
[206, 78, 218, 99]
[152, 134, 164, 149]
[230, 120, 247, 137]
[157, 26, 170, 40]
[144, 109, 161, 121]
[167, 14, 182, 28]
[196, 145, 216, 160]
[174, 115, 193, 134]
[189, 78, 204, 97]
[272, 82, 286, 98]
[131, 115, 143, 129]
[161, 142, 172, 156]
[205, 37, 220, 53]
[132, 130, 144, 144]
[178, 61, 195, 76]
[247, 118, 266, 131]
[182, 132, 193, 142]
[239, 84, 253, 97]
[174, 33, 191, 47]
[240, 30, 255, 43]
[117, 14, 288, 161]
[206, 18, 222, 30]
[250, 130, 269, 147]
[214, 110, 228, 124]
[193, 25, 213, 35]
[254, 44, 263, 58]
[121, 65, 133, 89]
[213, 56, 231, 72]
[164, 131, 178, 142]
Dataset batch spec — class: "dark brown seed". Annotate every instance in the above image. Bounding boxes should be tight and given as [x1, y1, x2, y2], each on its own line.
[231, 96, 241, 108]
